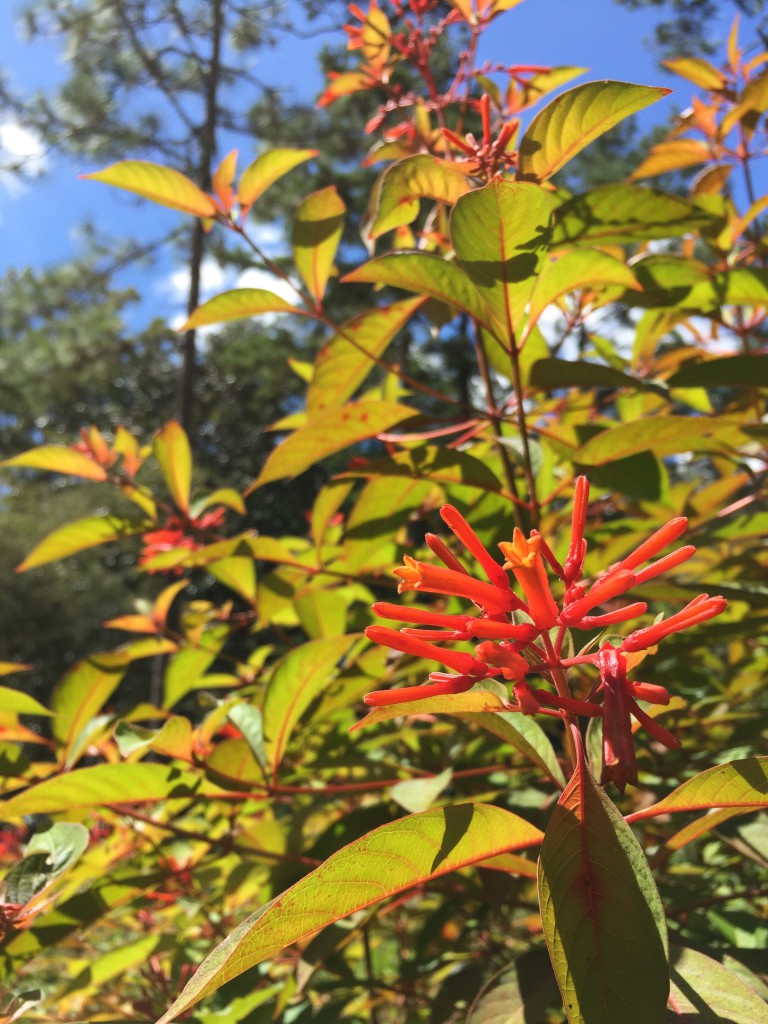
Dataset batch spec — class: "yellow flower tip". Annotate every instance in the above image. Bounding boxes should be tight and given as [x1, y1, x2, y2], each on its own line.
[499, 530, 540, 570]
[393, 555, 422, 592]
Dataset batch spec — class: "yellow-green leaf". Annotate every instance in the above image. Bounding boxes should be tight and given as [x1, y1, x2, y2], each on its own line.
[368, 155, 471, 240]
[518, 81, 670, 182]
[247, 400, 417, 491]
[451, 179, 558, 344]
[524, 249, 640, 340]
[0, 687, 51, 716]
[292, 185, 346, 305]
[629, 140, 712, 181]
[344, 252, 493, 331]
[238, 148, 318, 218]
[52, 654, 129, 764]
[156, 804, 544, 1021]
[153, 421, 192, 513]
[83, 160, 217, 217]
[351, 689, 512, 731]
[538, 755, 668, 1024]
[262, 634, 358, 776]
[663, 56, 727, 91]
[180, 288, 305, 330]
[576, 416, 746, 465]
[0, 763, 226, 819]
[626, 757, 768, 823]
[16, 515, 151, 573]
[0, 446, 108, 482]
[307, 298, 425, 415]
[667, 946, 768, 1023]
[208, 556, 257, 605]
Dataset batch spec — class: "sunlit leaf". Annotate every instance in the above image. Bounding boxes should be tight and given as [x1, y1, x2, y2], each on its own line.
[262, 634, 358, 776]
[465, 712, 566, 788]
[667, 946, 768, 1023]
[209, 556, 257, 605]
[351, 689, 512, 731]
[307, 298, 426, 414]
[452, 179, 558, 344]
[0, 687, 50, 716]
[180, 288, 305, 330]
[156, 804, 544, 1021]
[626, 757, 768, 823]
[1, 763, 226, 818]
[663, 56, 727, 90]
[16, 515, 151, 573]
[629, 140, 712, 181]
[538, 753, 668, 1024]
[368, 155, 471, 239]
[344, 252, 493, 331]
[518, 81, 669, 182]
[524, 249, 640, 339]
[114, 717, 192, 761]
[389, 768, 453, 813]
[551, 184, 721, 245]
[238, 148, 318, 218]
[52, 654, 129, 765]
[83, 160, 217, 216]
[0, 446, 108, 482]
[339, 446, 505, 495]
[292, 185, 346, 305]
[247, 400, 417, 491]
[576, 416, 746, 464]
[153, 421, 192, 514]
[26, 822, 89, 878]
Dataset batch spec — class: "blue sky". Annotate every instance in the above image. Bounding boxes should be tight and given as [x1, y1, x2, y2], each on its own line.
[0, 0, 753, 324]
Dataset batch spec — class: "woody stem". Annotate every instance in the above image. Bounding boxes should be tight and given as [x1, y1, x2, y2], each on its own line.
[541, 631, 577, 773]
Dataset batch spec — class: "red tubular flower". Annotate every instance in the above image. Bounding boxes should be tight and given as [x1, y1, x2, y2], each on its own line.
[559, 569, 636, 626]
[622, 595, 727, 652]
[440, 504, 512, 592]
[598, 646, 638, 792]
[364, 625, 487, 677]
[564, 475, 589, 584]
[394, 555, 517, 613]
[499, 530, 559, 628]
[474, 641, 528, 680]
[364, 675, 477, 707]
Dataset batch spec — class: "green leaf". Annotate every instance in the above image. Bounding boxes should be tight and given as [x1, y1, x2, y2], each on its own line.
[16, 515, 151, 573]
[163, 623, 230, 708]
[529, 358, 651, 393]
[517, 81, 670, 182]
[63, 933, 162, 997]
[351, 689, 512, 732]
[344, 252, 493, 331]
[237, 147, 318, 218]
[292, 185, 346, 305]
[153, 421, 192, 514]
[389, 768, 453, 813]
[626, 758, 768, 823]
[0, 446, 108, 482]
[576, 416, 745, 464]
[667, 946, 768, 1023]
[0, 687, 51, 716]
[114, 716, 192, 760]
[0, 763, 225, 819]
[538, 754, 669, 1024]
[551, 184, 721, 245]
[83, 160, 217, 216]
[2, 853, 51, 905]
[524, 249, 640, 339]
[368, 155, 471, 239]
[307, 298, 426, 415]
[468, 950, 562, 1024]
[339, 446, 505, 495]
[26, 823, 89, 877]
[209, 556, 257, 605]
[247, 400, 417, 490]
[156, 804, 544, 1022]
[52, 654, 128, 765]
[227, 703, 267, 772]
[668, 354, 768, 388]
[451, 179, 558, 343]
[180, 287, 305, 331]
[262, 634, 358, 776]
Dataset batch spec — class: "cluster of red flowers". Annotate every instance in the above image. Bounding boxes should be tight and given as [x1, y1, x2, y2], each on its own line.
[364, 477, 726, 789]
[138, 508, 226, 575]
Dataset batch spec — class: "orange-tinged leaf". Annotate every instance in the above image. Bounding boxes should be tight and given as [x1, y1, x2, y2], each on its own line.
[307, 297, 426, 414]
[52, 654, 129, 765]
[211, 149, 237, 210]
[153, 579, 190, 629]
[156, 804, 544, 1021]
[0, 446, 108, 482]
[626, 757, 768, 823]
[518, 81, 670, 182]
[193, 488, 246, 515]
[318, 70, 375, 107]
[369, 155, 472, 239]
[663, 56, 727, 91]
[104, 614, 158, 634]
[83, 161, 217, 217]
[16, 515, 151, 573]
[238, 148, 318, 218]
[629, 140, 712, 180]
[351, 689, 511, 731]
[292, 185, 346, 305]
[538, 751, 668, 1024]
[180, 288, 305, 330]
[246, 400, 417, 491]
[153, 421, 192, 513]
[0, 662, 31, 677]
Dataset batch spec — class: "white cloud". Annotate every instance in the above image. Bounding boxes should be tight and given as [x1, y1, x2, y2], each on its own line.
[0, 120, 47, 195]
